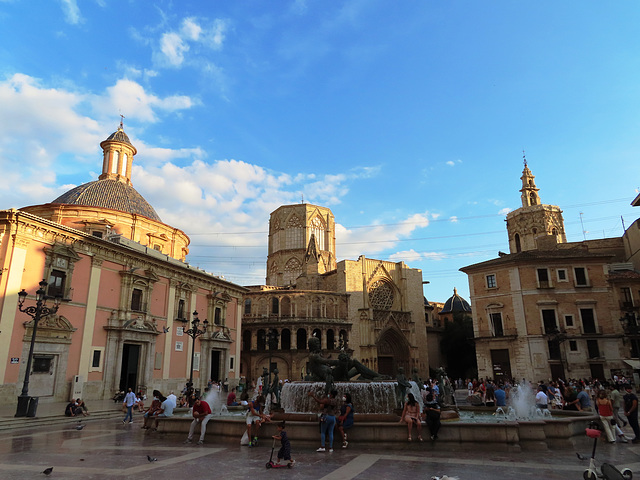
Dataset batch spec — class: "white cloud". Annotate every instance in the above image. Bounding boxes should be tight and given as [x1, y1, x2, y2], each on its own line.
[160, 32, 189, 67]
[154, 17, 229, 68]
[446, 160, 455, 167]
[450, 216, 458, 223]
[0, 74, 198, 208]
[498, 207, 512, 215]
[59, 0, 82, 25]
[91, 78, 195, 123]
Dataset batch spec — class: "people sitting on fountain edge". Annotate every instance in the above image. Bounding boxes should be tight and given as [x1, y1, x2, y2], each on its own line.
[423, 392, 441, 441]
[227, 387, 239, 406]
[400, 393, 423, 442]
[246, 394, 270, 447]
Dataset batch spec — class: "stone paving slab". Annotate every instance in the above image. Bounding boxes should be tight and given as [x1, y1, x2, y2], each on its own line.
[0, 417, 639, 479]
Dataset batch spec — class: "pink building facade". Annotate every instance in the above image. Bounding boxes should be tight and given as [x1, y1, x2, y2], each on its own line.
[0, 125, 246, 403]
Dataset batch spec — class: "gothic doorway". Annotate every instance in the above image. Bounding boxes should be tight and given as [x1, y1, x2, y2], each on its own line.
[376, 328, 409, 376]
[120, 344, 140, 391]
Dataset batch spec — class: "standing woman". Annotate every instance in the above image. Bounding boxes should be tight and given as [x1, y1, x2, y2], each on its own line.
[338, 393, 354, 448]
[400, 393, 423, 441]
[308, 389, 338, 452]
[595, 390, 616, 443]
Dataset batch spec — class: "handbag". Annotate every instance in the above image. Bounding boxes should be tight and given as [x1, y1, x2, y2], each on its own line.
[319, 413, 327, 422]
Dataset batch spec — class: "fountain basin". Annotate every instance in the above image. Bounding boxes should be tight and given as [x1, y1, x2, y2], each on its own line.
[155, 407, 597, 451]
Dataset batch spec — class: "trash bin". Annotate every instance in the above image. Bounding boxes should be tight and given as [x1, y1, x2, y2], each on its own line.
[26, 396, 39, 417]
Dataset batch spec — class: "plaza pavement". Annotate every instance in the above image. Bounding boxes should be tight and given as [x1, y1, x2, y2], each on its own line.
[0, 401, 639, 480]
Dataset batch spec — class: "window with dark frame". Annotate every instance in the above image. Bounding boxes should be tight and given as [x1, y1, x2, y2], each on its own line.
[47, 269, 66, 298]
[542, 309, 558, 334]
[490, 313, 504, 337]
[580, 308, 597, 334]
[569, 340, 578, 352]
[564, 314, 574, 327]
[92, 350, 101, 368]
[587, 339, 600, 359]
[537, 268, 550, 288]
[131, 288, 143, 311]
[214, 307, 221, 325]
[486, 274, 496, 289]
[574, 267, 588, 286]
[557, 269, 567, 281]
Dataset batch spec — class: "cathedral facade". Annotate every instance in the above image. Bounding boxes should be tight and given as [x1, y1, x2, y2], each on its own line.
[240, 204, 428, 384]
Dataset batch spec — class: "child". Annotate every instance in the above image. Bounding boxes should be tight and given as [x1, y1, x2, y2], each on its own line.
[272, 421, 295, 466]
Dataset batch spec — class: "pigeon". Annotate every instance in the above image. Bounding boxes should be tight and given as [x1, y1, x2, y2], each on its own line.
[147, 455, 157, 462]
[431, 476, 459, 480]
[163, 326, 169, 333]
[576, 452, 586, 460]
[76, 424, 85, 430]
[42, 467, 53, 475]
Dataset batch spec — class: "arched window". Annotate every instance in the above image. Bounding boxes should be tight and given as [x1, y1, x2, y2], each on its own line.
[327, 329, 335, 350]
[111, 151, 119, 174]
[309, 216, 325, 251]
[281, 329, 291, 350]
[244, 299, 252, 315]
[296, 328, 307, 350]
[530, 192, 537, 205]
[257, 329, 266, 351]
[284, 258, 302, 286]
[286, 214, 304, 249]
[120, 153, 128, 176]
[243, 330, 252, 352]
[281, 296, 292, 316]
[271, 297, 279, 315]
[312, 328, 322, 345]
[515, 233, 521, 253]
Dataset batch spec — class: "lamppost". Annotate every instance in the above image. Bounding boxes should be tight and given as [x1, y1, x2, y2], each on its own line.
[266, 328, 279, 386]
[16, 279, 61, 417]
[179, 311, 208, 389]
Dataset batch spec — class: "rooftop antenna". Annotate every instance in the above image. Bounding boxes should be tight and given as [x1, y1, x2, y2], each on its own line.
[301, 194, 304, 204]
[580, 212, 587, 240]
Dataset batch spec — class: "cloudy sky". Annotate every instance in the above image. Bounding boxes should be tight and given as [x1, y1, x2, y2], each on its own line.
[1, 1, 639, 302]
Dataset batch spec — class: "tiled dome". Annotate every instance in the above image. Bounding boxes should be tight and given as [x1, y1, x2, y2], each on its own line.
[440, 287, 471, 314]
[52, 179, 161, 222]
[104, 128, 133, 146]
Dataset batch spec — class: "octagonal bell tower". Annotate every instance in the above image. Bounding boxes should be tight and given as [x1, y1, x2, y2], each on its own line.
[266, 204, 336, 286]
[505, 156, 567, 253]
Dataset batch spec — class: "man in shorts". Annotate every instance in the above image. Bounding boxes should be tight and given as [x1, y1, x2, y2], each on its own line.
[246, 395, 269, 446]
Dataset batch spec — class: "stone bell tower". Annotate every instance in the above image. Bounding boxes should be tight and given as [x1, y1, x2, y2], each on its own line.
[266, 204, 337, 287]
[505, 155, 567, 253]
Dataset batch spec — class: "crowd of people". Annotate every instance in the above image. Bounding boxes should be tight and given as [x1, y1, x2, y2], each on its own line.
[462, 376, 639, 444]
[72, 372, 639, 460]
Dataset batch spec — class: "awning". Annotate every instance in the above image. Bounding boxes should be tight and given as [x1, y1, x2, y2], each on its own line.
[623, 359, 640, 370]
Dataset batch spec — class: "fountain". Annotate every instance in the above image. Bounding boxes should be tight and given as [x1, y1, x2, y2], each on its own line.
[155, 351, 596, 451]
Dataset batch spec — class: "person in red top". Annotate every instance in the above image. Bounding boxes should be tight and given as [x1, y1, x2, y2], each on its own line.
[184, 396, 212, 445]
[227, 388, 239, 406]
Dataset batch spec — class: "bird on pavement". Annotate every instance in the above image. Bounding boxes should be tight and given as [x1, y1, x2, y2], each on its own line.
[76, 424, 85, 430]
[147, 455, 158, 462]
[42, 467, 53, 475]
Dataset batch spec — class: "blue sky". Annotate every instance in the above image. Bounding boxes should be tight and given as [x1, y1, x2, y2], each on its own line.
[1, 1, 639, 303]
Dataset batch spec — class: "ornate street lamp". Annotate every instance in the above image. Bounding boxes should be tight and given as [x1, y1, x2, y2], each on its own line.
[16, 279, 61, 417]
[179, 311, 208, 389]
